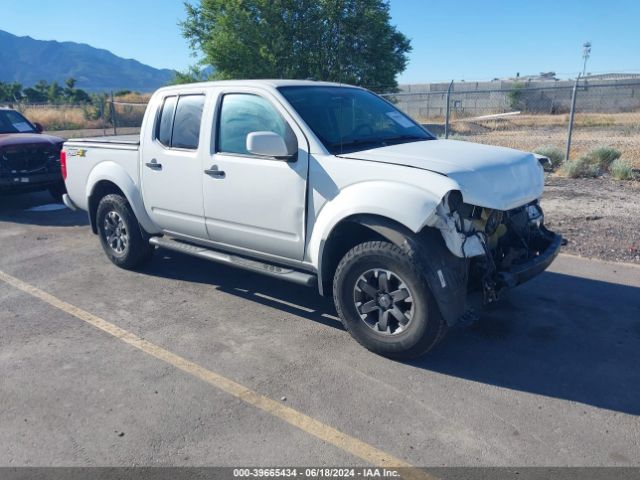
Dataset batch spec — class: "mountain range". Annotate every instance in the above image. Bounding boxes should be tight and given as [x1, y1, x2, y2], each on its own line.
[0, 29, 175, 92]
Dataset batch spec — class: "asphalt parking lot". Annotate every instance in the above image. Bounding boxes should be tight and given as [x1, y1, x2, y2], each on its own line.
[1, 191, 639, 469]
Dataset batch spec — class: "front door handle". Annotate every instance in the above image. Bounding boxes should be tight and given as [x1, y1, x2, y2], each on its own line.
[145, 159, 162, 170]
[204, 166, 225, 178]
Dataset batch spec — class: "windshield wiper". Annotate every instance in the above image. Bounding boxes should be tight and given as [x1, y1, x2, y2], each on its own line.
[328, 138, 384, 151]
[329, 135, 430, 154]
[380, 135, 430, 145]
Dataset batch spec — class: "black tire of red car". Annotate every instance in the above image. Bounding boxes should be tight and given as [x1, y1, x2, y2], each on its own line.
[333, 241, 447, 359]
[48, 181, 67, 203]
[96, 194, 154, 269]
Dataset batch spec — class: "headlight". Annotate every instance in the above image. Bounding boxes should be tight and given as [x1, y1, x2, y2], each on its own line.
[526, 204, 543, 227]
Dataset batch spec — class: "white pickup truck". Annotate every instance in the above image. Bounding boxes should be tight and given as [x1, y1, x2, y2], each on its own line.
[62, 80, 561, 358]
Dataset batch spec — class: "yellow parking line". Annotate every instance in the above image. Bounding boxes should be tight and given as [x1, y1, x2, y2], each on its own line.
[0, 269, 434, 480]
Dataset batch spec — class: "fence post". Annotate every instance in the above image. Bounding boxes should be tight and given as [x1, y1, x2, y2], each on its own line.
[110, 91, 117, 136]
[565, 75, 580, 161]
[101, 97, 106, 136]
[444, 80, 453, 139]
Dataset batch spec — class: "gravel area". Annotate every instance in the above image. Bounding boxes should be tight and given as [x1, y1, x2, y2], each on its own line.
[541, 175, 640, 264]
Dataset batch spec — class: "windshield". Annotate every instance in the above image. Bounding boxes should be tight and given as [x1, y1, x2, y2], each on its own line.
[278, 86, 434, 154]
[0, 110, 36, 134]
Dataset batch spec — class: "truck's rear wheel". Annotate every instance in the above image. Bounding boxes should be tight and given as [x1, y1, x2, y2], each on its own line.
[96, 194, 154, 269]
[333, 241, 446, 359]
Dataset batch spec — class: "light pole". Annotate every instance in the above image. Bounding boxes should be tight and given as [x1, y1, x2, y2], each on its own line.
[582, 41, 592, 77]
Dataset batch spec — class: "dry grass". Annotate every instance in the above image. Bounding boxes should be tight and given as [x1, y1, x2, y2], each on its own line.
[431, 112, 640, 169]
[423, 112, 640, 129]
[18, 92, 151, 131]
[20, 106, 103, 131]
[113, 92, 152, 103]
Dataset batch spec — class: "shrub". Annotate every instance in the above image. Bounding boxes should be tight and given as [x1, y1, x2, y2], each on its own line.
[447, 134, 469, 141]
[507, 82, 525, 110]
[622, 123, 640, 137]
[559, 156, 600, 178]
[610, 158, 637, 181]
[534, 145, 564, 171]
[585, 146, 621, 171]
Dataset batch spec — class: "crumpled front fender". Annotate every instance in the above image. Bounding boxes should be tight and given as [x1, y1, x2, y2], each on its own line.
[336, 215, 469, 326]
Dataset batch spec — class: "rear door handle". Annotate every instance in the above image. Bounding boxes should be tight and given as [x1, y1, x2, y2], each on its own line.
[204, 166, 225, 178]
[145, 159, 162, 170]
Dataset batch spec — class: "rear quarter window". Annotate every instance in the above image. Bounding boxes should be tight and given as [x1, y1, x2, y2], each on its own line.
[156, 96, 177, 147]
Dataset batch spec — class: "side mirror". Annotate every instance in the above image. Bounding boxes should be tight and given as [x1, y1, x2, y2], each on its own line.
[246, 131, 296, 159]
[33, 122, 44, 133]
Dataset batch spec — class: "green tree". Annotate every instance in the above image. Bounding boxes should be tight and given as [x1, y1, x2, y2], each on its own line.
[180, 0, 411, 91]
[47, 81, 64, 103]
[24, 81, 49, 103]
[0, 82, 23, 102]
[170, 65, 213, 85]
[63, 77, 91, 103]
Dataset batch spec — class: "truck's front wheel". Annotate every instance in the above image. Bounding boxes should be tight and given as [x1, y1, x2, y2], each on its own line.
[333, 241, 446, 359]
[96, 194, 154, 270]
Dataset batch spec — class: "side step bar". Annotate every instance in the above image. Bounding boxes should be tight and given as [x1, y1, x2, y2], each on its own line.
[149, 236, 317, 287]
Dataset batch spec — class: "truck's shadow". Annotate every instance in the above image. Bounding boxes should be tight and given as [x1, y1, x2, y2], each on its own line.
[0, 191, 88, 227]
[413, 271, 640, 415]
[144, 250, 640, 415]
[144, 251, 343, 330]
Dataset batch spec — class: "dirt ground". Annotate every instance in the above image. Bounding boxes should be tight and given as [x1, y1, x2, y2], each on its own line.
[541, 175, 640, 264]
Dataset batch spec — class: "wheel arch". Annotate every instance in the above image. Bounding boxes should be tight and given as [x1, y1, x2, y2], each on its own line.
[317, 214, 420, 296]
[318, 214, 469, 327]
[308, 181, 448, 296]
[85, 162, 159, 235]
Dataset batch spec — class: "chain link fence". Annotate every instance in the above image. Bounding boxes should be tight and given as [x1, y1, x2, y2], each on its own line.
[12, 79, 640, 170]
[382, 77, 640, 169]
[12, 94, 149, 139]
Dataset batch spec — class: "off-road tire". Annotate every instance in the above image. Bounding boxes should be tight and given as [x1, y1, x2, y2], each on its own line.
[333, 241, 447, 359]
[96, 194, 154, 269]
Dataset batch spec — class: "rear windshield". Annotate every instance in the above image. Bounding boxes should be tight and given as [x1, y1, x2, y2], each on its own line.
[278, 86, 433, 154]
[0, 110, 36, 134]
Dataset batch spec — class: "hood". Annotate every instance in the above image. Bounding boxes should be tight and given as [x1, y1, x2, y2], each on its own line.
[0, 133, 64, 149]
[339, 139, 544, 211]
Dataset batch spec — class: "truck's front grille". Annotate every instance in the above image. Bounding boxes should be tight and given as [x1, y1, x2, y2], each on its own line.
[1, 147, 57, 174]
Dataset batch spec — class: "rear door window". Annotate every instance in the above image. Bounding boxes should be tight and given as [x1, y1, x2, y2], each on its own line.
[172, 95, 205, 149]
[155, 94, 205, 150]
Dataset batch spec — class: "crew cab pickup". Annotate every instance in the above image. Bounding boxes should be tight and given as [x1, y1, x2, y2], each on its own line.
[62, 80, 561, 358]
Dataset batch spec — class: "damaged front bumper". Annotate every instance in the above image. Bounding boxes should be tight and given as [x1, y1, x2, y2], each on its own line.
[495, 230, 562, 289]
[423, 194, 563, 326]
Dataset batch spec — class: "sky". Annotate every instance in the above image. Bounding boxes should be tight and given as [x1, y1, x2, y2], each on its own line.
[0, 0, 638, 83]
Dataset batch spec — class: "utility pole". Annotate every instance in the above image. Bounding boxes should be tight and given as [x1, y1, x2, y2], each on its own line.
[565, 74, 580, 162]
[582, 41, 592, 77]
[444, 80, 453, 139]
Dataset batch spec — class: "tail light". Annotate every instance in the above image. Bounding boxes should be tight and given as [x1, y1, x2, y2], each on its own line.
[60, 150, 67, 180]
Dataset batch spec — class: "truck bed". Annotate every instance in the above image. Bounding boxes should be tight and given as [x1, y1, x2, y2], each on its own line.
[63, 134, 141, 212]
[66, 134, 140, 147]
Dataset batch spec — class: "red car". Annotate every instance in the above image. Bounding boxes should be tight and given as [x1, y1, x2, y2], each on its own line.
[0, 107, 66, 201]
